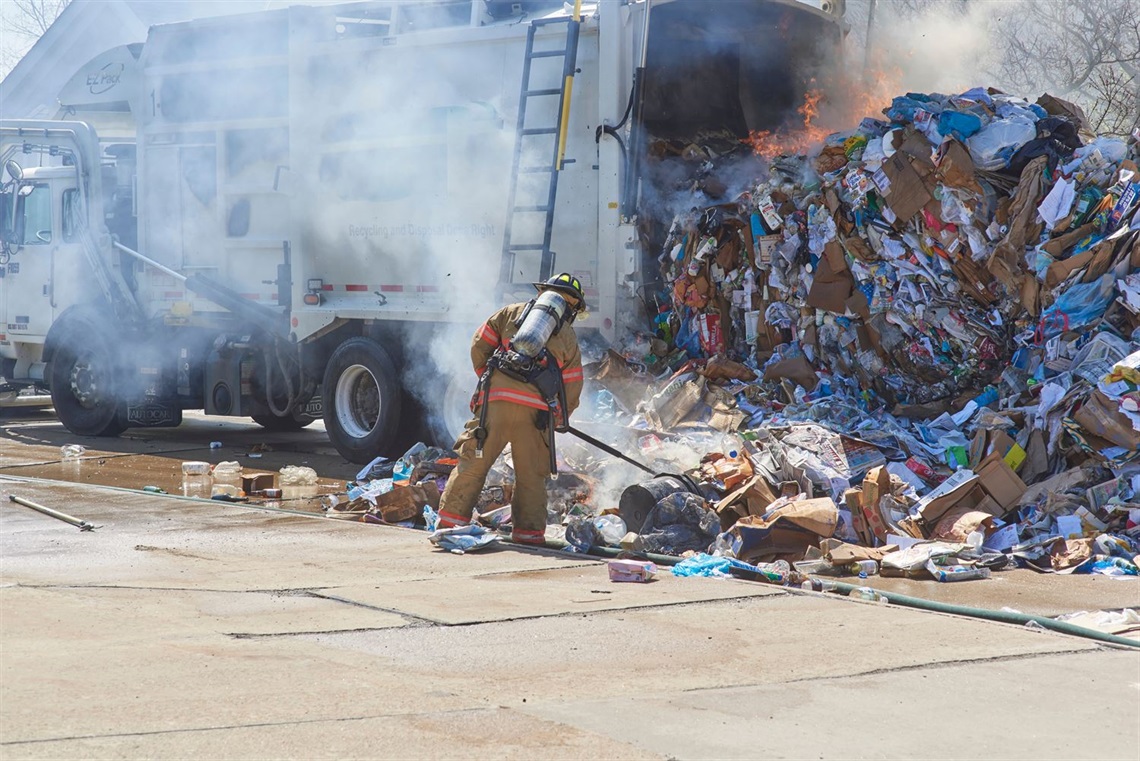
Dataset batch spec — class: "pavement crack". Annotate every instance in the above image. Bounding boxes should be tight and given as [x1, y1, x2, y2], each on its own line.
[304, 591, 445, 626]
[0, 707, 489, 747]
[13, 583, 326, 595]
[228, 626, 409, 638]
[679, 647, 1102, 695]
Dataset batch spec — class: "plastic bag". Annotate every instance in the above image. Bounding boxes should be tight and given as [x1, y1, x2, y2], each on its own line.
[279, 465, 318, 486]
[967, 117, 1037, 170]
[1039, 274, 1115, 339]
[428, 524, 500, 554]
[564, 515, 601, 553]
[672, 553, 734, 578]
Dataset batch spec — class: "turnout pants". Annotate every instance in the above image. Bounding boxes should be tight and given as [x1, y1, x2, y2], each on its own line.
[437, 401, 550, 545]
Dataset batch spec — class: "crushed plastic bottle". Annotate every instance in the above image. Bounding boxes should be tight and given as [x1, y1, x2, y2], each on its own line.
[753, 559, 791, 584]
[850, 586, 890, 603]
[60, 444, 86, 460]
[801, 578, 840, 593]
[593, 514, 627, 546]
[279, 465, 318, 486]
[847, 559, 879, 577]
[213, 461, 242, 478]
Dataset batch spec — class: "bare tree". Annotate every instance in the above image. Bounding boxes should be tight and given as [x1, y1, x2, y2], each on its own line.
[997, 0, 1139, 136]
[1, 0, 72, 78]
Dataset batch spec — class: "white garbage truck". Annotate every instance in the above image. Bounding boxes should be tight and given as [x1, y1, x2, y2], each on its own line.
[0, 0, 843, 461]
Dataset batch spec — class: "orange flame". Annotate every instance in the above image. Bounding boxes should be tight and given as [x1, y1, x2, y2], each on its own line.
[744, 88, 829, 160]
[744, 57, 904, 161]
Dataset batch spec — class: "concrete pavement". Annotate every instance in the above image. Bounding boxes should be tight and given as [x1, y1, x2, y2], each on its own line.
[1, 476, 1137, 760]
[1, 411, 1138, 759]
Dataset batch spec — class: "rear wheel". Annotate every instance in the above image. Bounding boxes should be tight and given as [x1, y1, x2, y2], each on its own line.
[322, 338, 401, 463]
[425, 373, 474, 447]
[49, 331, 125, 437]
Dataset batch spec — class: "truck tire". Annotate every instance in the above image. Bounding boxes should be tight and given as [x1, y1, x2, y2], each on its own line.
[426, 373, 474, 447]
[322, 337, 401, 463]
[48, 331, 126, 437]
[251, 412, 316, 432]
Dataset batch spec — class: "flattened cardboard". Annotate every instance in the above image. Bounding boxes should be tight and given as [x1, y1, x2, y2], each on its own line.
[762, 356, 820, 391]
[844, 487, 873, 545]
[1046, 249, 1094, 288]
[935, 139, 983, 195]
[823, 239, 849, 273]
[916, 476, 982, 526]
[880, 151, 933, 224]
[806, 251, 855, 314]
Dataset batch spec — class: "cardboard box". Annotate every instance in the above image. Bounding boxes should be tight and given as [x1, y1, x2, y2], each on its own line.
[754, 234, 781, 267]
[843, 487, 873, 545]
[373, 481, 440, 522]
[859, 467, 891, 542]
[806, 250, 855, 314]
[914, 470, 982, 525]
[975, 453, 1027, 510]
[714, 475, 779, 520]
[918, 482, 995, 531]
[969, 429, 1024, 471]
[241, 471, 277, 493]
[728, 498, 838, 562]
[608, 559, 657, 583]
[1074, 390, 1140, 450]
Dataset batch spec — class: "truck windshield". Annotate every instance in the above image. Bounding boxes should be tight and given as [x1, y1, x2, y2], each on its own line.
[20, 184, 52, 245]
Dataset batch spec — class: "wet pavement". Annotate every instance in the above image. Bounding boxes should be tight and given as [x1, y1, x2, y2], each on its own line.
[0, 408, 354, 513]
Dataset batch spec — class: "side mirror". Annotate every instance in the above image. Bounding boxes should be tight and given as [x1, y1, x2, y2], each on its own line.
[4, 159, 23, 182]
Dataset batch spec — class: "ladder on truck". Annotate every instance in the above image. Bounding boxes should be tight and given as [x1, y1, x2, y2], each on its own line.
[498, 2, 582, 289]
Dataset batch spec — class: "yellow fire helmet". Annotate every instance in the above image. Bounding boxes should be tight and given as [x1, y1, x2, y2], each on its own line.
[533, 272, 587, 318]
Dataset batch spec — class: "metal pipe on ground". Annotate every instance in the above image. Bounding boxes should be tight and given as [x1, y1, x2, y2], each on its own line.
[8, 495, 97, 531]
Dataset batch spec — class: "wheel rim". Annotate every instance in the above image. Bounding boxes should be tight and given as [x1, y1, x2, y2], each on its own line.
[334, 363, 381, 440]
[69, 353, 109, 410]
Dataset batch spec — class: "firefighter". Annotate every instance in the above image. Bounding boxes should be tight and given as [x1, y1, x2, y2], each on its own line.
[436, 273, 586, 545]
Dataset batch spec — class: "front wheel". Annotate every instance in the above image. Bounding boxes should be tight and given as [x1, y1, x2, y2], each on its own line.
[322, 337, 402, 463]
[48, 331, 125, 437]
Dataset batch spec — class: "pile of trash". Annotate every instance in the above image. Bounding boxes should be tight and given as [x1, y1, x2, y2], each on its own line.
[326, 86, 1140, 584]
[580, 86, 1140, 580]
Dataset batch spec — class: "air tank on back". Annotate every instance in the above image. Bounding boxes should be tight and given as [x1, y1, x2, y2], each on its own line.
[510, 290, 569, 359]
